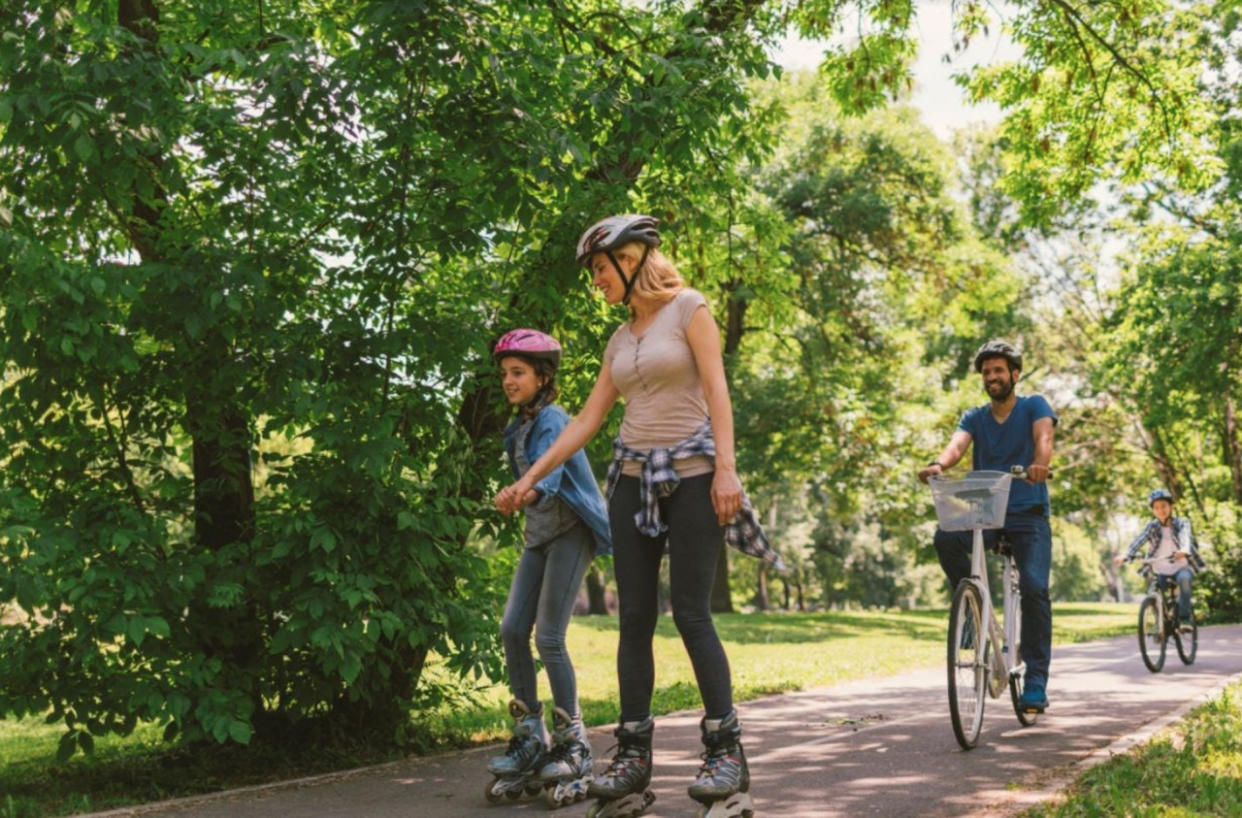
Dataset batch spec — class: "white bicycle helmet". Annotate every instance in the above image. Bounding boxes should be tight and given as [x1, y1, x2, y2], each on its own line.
[575, 214, 661, 303]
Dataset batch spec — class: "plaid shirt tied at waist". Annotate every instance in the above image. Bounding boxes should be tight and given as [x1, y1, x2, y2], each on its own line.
[604, 419, 787, 573]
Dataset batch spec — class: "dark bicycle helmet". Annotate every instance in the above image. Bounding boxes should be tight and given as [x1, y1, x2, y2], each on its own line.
[576, 214, 661, 304]
[973, 339, 1023, 373]
[493, 329, 562, 369]
[1148, 488, 1174, 505]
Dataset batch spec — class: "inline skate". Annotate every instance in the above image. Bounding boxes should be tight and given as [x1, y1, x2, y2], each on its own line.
[539, 706, 594, 808]
[687, 711, 753, 818]
[483, 698, 549, 803]
[585, 717, 656, 818]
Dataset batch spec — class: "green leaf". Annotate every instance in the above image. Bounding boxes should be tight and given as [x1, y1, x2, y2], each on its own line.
[56, 733, 77, 763]
[72, 135, 94, 162]
[227, 719, 252, 745]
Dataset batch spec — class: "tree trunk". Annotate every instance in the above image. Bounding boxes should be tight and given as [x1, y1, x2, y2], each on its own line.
[585, 565, 608, 615]
[118, 0, 265, 716]
[754, 563, 769, 611]
[1224, 395, 1242, 504]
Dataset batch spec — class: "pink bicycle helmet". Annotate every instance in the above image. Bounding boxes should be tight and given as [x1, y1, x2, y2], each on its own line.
[493, 329, 562, 368]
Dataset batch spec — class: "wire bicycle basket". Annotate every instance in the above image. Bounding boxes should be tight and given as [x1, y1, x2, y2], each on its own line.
[928, 470, 1013, 531]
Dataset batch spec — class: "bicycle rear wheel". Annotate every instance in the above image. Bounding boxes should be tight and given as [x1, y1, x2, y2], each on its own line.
[1175, 611, 1197, 665]
[1138, 596, 1166, 673]
[948, 581, 988, 749]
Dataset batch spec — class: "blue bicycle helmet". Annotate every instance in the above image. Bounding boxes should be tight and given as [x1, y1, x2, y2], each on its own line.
[1148, 489, 1174, 505]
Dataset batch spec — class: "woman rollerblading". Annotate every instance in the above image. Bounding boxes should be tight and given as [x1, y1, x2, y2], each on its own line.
[540, 706, 594, 808]
[586, 718, 656, 818]
[688, 711, 753, 818]
[484, 698, 550, 803]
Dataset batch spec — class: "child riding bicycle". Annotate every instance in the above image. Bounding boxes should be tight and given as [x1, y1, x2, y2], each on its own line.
[1113, 489, 1206, 632]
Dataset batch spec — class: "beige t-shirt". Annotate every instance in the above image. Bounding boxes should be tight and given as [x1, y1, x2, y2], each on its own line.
[604, 288, 714, 478]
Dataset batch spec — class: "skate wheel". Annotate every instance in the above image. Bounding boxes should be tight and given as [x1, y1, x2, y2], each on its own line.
[525, 782, 544, 796]
[483, 778, 504, 804]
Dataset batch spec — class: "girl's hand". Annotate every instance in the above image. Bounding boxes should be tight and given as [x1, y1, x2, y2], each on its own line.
[711, 468, 743, 526]
[496, 479, 536, 515]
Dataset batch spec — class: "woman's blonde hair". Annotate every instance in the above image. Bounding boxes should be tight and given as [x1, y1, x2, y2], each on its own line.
[613, 242, 683, 312]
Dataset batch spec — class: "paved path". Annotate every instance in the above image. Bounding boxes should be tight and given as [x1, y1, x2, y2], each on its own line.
[80, 625, 1242, 818]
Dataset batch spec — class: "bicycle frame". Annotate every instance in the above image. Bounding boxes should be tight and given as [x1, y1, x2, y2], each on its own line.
[966, 527, 1025, 692]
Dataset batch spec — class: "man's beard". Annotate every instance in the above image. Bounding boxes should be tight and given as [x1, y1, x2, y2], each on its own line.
[985, 378, 1014, 401]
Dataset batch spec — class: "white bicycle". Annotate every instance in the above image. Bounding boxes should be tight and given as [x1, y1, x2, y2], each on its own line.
[928, 468, 1039, 750]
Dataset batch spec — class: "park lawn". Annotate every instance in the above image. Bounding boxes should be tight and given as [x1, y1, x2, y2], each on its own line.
[0, 602, 1133, 817]
[1023, 680, 1242, 817]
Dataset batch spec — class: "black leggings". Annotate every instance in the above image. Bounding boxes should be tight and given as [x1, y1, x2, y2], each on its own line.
[610, 473, 733, 722]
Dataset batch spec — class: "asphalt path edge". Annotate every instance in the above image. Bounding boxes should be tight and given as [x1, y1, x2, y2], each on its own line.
[974, 666, 1242, 817]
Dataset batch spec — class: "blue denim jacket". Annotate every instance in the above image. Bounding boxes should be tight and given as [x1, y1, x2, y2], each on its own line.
[504, 404, 612, 557]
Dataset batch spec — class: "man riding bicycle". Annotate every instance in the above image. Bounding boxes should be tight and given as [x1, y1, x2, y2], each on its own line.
[1113, 489, 1205, 632]
[918, 340, 1057, 713]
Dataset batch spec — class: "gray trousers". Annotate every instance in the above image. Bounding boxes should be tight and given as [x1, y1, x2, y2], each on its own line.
[500, 521, 594, 715]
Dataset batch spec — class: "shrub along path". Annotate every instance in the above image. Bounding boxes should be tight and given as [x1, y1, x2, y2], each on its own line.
[74, 624, 1242, 818]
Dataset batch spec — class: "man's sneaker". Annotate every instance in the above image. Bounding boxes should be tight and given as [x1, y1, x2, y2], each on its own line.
[1018, 680, 1048, 713]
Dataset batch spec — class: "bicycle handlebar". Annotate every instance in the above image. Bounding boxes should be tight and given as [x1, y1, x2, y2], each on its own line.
[1008, 465, 1053, 481]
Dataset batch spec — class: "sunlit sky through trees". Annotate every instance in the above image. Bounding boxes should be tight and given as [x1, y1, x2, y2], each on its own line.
[775, 0, 1020, 138]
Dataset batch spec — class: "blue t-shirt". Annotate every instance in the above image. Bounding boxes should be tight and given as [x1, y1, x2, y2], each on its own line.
[958, 394, 1058, 514]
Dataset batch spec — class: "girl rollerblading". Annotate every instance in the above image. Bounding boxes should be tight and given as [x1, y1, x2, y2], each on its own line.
[486, 329, 611, 805]
[688, 711, 753, 818]
[586, 718, 656, 818]
[484, 698, 549, 802]
[540, 706, 594, 808]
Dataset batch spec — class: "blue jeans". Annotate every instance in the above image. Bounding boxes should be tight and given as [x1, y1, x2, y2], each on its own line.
[500, 522, 594, 715]
[933, 510, 1052, 685]
[1157, 568, 1194, 622]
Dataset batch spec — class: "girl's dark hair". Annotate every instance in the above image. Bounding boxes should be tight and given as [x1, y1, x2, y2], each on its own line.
[516, 355, 558, 420]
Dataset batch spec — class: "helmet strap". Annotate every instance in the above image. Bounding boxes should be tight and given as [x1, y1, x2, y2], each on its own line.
[611, 246, 650, 305]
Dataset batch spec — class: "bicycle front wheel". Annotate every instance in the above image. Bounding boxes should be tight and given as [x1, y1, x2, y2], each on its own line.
[948, 581, 988, 749]
[1176, 611, 1197, 665]
[1138, 596, 1166, 673]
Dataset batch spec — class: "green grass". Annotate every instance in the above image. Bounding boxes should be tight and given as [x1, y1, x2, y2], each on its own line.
[1023, 680, 1242, 817]
[0, 602, 1134, 817]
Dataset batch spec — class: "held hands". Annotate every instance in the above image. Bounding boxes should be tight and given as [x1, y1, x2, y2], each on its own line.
[711, 467, 743, 526]
[1112, 554, 1126, 567]
[495, 479, 539, 515]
